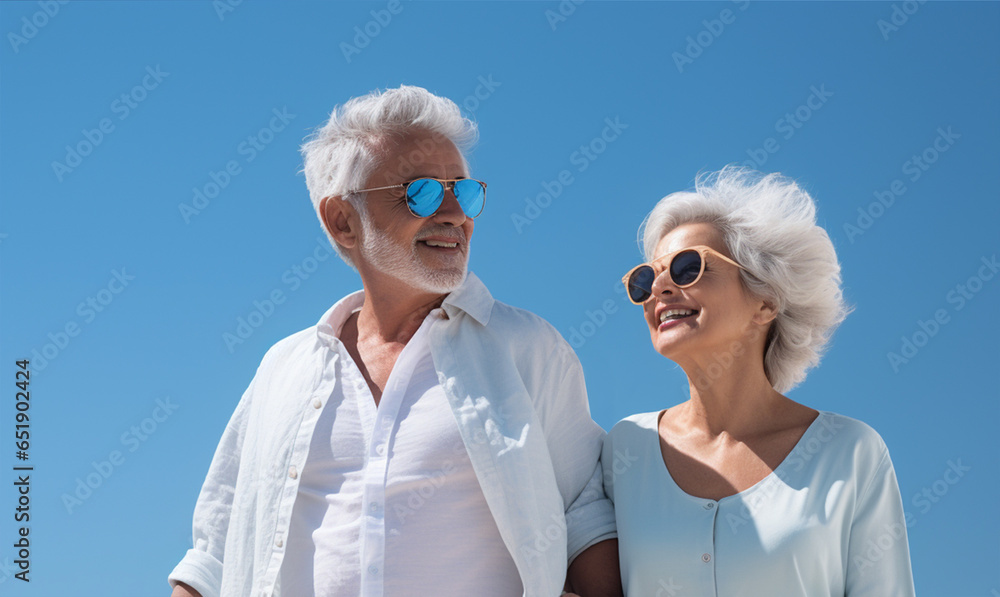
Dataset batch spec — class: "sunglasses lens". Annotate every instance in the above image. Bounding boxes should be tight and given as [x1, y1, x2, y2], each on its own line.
[453, 179, 486, 218]
[405, 178, 445, 217]
[670, 250, 703, 286]
[627, 266, 655, 303]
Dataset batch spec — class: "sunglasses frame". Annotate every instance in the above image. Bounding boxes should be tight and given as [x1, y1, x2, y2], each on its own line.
[348, 177, 487, 219]
[621, 245, 747, 305]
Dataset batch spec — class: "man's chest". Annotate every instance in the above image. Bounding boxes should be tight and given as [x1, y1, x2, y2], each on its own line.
[317, 345, 466, 475]
[345, 340, 405, 406]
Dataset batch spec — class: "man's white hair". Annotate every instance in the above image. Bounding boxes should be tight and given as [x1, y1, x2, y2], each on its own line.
[300, 85, 478, 267]
[639, 166, 851, 393]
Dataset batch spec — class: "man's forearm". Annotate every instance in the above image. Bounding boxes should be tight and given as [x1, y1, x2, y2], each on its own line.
[565, 538, 623, 597]
[170, 581, 202, 597]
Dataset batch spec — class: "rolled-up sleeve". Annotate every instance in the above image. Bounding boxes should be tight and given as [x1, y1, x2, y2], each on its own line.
[542, 347, 617, 563]
[565, 459, 618, 562]
[168, 377, 255, 597]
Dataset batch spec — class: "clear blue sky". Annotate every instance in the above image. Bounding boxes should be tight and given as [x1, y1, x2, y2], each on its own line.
[1, 1, 997, 595]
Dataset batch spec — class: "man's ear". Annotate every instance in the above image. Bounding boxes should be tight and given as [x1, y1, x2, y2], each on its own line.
[321, 195, 359, 250]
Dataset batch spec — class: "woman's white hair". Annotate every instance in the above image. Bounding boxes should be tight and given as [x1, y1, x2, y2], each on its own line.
[300, 85, 478, 266]
[639, 166, 850, 393]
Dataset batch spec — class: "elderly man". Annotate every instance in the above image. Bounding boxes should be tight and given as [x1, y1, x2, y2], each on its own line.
[168, 85, 620, 597]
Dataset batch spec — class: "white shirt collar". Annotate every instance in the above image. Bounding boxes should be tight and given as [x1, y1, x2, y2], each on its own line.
[441, 271, 494, 326]
[314, 272, 494, 347]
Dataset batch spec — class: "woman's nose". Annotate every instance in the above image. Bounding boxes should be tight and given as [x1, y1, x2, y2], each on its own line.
[649, 268, 676, 298]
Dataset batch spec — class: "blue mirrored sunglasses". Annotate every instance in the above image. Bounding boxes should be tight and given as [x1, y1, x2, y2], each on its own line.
[349, 177, 487, 219]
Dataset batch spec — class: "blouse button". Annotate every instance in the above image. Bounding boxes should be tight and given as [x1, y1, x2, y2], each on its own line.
[312, 399, 323, 409]
[288, 466, 298, 479]
[701, 553, 712, 563]
[275, 538, 283, 548]
[704, 502, 715, 510]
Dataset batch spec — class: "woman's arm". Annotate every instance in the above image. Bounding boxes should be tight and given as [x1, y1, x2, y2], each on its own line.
[845, 450, 916, 596]
[565, 538, 623, 597]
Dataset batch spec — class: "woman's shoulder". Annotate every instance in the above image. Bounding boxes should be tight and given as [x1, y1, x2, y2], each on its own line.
[608, 410, 662, 436]
[813, 410, 889, 451]
[604, 411, 660, 452]
[603, 412, 663, 496]
[795, 410, 893, 476]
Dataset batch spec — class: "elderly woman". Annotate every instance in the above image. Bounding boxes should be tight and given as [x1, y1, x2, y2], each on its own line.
[603, 168, 915, 596]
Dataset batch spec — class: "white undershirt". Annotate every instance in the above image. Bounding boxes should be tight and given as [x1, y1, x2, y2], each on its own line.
[276, 304, 522, 597]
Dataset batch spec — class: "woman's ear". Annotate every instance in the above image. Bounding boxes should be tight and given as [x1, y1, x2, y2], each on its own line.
[321, 196, 358, 250]
[753, 298, 779, 326]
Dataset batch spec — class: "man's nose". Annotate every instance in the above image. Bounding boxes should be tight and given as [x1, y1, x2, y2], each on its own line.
[431, 185, 467, 226]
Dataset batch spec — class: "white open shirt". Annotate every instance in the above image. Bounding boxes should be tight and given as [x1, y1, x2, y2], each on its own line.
[274, 294, 521, 596]
[168, 273, 617, 597]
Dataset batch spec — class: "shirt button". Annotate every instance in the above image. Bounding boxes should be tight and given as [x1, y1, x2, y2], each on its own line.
[704, 502, 715, 510]
[275, 538, 283, 548]
[368, 565, 379, 575]
[312, 399, 322, 409]
[375, 444, 385, 456]
[701, 553, 711, 563]
[369, 502, 379, 513]
[288, 466, 298, 479]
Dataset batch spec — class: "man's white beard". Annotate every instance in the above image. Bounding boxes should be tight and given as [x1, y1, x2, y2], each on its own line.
[358, 213, 468, 294]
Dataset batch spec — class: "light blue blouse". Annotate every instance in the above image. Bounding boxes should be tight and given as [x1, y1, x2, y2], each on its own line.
[602, 410, 915, 597]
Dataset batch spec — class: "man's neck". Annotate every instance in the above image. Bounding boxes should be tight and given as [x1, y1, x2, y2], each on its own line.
[354, 280, 448, 345]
